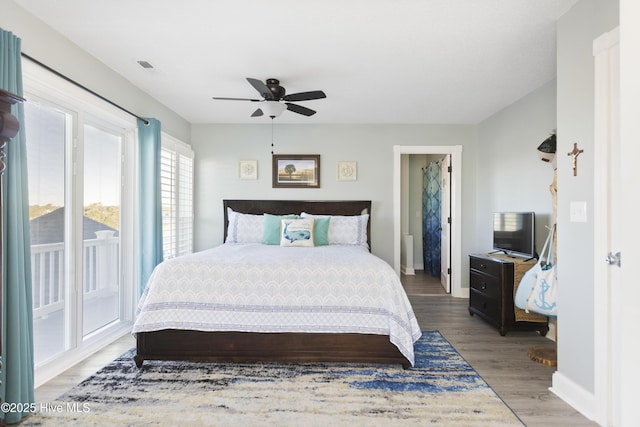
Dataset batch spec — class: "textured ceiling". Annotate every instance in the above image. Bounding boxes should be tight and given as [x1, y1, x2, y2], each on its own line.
[13, 0, 577, 124]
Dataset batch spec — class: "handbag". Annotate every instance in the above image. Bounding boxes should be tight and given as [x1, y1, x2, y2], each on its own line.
[514, 260, 539, 310]
[514, 225, 557, 317]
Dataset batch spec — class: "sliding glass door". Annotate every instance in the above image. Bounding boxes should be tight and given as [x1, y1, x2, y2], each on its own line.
[25, 99, 69, 365]
[82, 124, 122, 336]
[24, 94, 132, 371]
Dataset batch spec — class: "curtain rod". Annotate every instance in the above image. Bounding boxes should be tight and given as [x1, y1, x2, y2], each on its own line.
[21, 53, 150, 126]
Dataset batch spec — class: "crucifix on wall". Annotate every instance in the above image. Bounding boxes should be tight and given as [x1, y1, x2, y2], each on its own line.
[567, 143, 584, 176]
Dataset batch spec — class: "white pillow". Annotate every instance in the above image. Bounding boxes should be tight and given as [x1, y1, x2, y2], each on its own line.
[280, 217, 315, 247]
[300, 212, 369, 247]
[225, 207, 264, 243]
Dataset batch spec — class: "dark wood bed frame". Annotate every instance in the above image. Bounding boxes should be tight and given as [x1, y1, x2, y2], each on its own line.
[134, 199, 410, 369]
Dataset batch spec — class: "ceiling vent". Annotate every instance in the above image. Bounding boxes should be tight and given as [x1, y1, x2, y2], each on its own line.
[137, 60, 154, 69]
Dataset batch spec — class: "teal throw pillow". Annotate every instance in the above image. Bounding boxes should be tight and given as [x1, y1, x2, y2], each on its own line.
[262, 214, 299, 245]
[313, 217, 331, 246]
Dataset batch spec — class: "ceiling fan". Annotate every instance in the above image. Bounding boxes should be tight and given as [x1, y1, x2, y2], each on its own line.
[212, 78, 326, 118]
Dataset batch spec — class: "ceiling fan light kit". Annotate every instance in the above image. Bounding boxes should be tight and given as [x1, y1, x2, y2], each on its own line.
[257, 101, 287, 118]
[213, 78, 326, 118]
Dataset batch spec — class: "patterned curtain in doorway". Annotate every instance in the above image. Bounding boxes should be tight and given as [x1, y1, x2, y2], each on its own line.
[422, 161, 441, 277]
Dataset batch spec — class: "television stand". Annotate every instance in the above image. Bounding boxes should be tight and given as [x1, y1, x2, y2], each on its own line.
[468, 254, 548, 336]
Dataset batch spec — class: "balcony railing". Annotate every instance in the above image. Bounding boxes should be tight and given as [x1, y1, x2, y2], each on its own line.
[31, 232, 119, 318]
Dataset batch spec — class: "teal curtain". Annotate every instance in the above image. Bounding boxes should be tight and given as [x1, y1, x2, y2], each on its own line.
[422, 161, 441, 277]
[0, 29, 35, 424]
[137, 118, 163, 297]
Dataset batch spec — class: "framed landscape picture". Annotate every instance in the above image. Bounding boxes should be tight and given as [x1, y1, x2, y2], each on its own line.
[272, 154, 320, 188]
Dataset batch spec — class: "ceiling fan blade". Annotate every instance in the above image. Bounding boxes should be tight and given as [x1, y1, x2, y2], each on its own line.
[246, 78, 273, 100]
[251, 108, 264, 117]
[283, 90, 326, 102]
[285, 103, 316, 116]
[212, 96, 262, 102]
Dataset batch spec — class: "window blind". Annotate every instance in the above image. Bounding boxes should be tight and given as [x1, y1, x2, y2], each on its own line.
[160, 135, 193, 259]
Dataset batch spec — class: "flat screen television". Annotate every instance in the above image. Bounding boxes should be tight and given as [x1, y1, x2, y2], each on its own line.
[492, 212, 536, 259]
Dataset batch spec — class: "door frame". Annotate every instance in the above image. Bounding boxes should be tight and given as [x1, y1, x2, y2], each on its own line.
[617, 6, 640, 422]
[393, 145, 463, 297]
[593, 27, 619, 426]
[23, 59, 136, 387]
[440, 154, 452, 293]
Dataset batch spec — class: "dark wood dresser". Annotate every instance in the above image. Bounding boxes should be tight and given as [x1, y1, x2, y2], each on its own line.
[0, 89, 25, 424]
[468, 254, 548, 336]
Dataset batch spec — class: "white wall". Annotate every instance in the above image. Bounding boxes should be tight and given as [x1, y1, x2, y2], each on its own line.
[190, 124, 475, 268]
[408, 154, 427, 269]
[0, 0, 190, 142]
[556, 0, 618, 396]
[475, 79, 558, 254]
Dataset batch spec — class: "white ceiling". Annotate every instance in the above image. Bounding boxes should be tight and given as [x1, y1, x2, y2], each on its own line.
[13, 0, 577, 124]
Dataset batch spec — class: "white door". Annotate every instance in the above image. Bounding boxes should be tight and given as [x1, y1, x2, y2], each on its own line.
[618, 5, 640, 422]
[593, 27, 621, 427]
[439, 155, 451, 293]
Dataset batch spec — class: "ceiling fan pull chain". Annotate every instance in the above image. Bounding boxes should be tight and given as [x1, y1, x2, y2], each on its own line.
[271, 118, 275, 154]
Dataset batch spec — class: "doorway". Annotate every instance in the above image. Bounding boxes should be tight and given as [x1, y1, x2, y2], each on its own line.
[393, 145, 463, 298]
[401, 154, 451, 293]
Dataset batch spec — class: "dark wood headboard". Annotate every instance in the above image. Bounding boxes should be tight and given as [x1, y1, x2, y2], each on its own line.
[223, 200, 372, 248]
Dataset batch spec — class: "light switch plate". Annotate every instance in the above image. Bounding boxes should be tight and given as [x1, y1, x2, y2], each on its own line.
[570, 201, 588, 222]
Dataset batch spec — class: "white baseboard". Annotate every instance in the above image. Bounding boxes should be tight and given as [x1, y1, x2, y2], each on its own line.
[550, 371, 596, 422]
[401, 265, 415, 275]
[452, 286, 469, 299]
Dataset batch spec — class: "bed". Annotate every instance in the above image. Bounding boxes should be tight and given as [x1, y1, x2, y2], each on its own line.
[133, 200, 421, 369]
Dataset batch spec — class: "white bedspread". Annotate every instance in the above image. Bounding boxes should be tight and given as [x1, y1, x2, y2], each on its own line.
[133, 243, 422, 365]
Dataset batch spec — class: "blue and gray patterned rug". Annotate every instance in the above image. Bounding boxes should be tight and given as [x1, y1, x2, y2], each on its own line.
[24, 331, 523, 426]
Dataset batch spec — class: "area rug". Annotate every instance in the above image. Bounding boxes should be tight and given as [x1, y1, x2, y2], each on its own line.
[23, 331, 523, 426]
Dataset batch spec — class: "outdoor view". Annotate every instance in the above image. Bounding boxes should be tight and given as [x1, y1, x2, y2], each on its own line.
[25, 100, 122, 366]
[30, 203, 119, 230]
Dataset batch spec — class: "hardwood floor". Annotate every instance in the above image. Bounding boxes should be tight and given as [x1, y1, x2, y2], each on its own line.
[33, 333, 135, 405]
[401, 271, 448, 295]
[402, 272, 594, 426]
[33, 275, 595, 426]
[410, 295, 594, 426]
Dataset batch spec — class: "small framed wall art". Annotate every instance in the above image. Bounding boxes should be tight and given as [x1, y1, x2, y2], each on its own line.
[272, 154, 320, 188]
[239, 160, 258, 180]
[337, 161, 357, 181]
